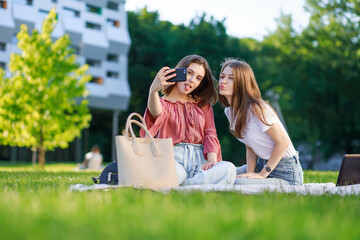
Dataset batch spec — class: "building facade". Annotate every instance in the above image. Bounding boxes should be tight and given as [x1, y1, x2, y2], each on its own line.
[0, 0, 131, 162]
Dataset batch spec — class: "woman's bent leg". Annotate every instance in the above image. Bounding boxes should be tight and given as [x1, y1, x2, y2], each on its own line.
[175, 161, 187, 185]
[234, 177, 290, 185]
[182, 161, 236, 185]
[236, 165, 247, 175]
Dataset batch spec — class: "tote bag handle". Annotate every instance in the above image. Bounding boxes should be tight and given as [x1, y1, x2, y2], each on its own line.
[125, 119, 162, 157]
[124, 113, 146, 133]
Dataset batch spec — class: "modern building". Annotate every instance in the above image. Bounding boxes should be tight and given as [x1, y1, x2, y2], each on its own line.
[0, 0, 131, 162]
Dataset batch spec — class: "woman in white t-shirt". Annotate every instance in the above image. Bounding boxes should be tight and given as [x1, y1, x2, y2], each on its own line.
[218, 59, 303, 185]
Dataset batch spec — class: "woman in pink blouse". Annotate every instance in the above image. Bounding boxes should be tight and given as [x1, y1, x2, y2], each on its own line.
[142, 55, 236, 186]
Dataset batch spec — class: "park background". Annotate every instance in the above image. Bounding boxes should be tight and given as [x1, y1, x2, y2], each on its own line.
[0, 0, 359, 169]
[0, 1, 360, 239]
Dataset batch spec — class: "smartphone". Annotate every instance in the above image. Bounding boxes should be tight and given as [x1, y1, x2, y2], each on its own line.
[166, 68, 187, 82]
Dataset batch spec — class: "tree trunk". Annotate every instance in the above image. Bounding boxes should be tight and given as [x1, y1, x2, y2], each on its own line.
[38, 146, 46, 168]
[32, 148, 37, 166]
[38, 129, 45, 168]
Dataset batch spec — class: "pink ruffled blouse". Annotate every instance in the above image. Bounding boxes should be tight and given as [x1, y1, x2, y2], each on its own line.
[141, 98, 222, 162]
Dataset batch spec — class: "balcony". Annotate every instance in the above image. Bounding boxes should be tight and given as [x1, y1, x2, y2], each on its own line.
[82, 25, 109, 59]
[12, 2, 36, 32]
[61, 14, 83, 45]
[0, 7, 15, 42]
[105, 26, 131, 54]
[86, 78, 130, 111]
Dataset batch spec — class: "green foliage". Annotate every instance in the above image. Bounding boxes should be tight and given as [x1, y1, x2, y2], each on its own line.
[261, 0, 360, 158]
[0, 9, 91, 165]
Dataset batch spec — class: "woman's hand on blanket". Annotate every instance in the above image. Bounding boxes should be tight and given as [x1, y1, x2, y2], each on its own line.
[202, 160, 216, 171]
[237, 172, 266, 179]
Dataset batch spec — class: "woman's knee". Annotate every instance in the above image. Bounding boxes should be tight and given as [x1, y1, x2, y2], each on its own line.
[175, 161, 187, 185]
[236, 165, 247, 175]
[216, 161, 236, 183]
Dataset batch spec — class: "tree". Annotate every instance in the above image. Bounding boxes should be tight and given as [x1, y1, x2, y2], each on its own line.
[299, 0, 360, 156]
[261, 0, 360, 159]
[0, 9, 91, 167]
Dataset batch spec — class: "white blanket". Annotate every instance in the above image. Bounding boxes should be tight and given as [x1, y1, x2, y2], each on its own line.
[69, 183, 360, 196]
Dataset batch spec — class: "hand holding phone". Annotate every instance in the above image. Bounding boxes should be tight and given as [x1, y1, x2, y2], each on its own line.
[166, 68, 187, 82]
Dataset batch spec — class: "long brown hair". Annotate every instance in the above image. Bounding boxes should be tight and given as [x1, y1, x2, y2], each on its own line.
[162, 55, 218, 107]
[219, 59, 273, 139]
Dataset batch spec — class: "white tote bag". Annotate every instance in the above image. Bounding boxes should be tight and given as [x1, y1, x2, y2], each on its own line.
[115, 113, 178, 189]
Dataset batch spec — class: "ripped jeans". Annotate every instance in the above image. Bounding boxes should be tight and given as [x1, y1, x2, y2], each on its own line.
[235, 152, 304, 186]
[174, 143, 236, 186]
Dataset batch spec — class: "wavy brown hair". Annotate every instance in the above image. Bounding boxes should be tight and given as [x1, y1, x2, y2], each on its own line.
[219, 59, 273, 139]
[162, 55, 218, 107]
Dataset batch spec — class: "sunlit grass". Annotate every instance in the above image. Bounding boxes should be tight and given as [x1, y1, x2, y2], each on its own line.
[0, 162, 358, 240]
[0, 161, 101, 172]
[304, 170, 338, 183]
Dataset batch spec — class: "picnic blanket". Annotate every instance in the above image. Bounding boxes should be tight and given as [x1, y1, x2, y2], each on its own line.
[69, 183, 360, 196]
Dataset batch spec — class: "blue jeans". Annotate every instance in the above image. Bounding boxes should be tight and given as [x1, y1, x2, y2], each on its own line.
[235, 152, 304, 186]
[174, 143, 236, 185]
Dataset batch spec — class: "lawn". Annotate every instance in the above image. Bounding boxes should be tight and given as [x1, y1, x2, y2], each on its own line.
[0, 162, 358, 240]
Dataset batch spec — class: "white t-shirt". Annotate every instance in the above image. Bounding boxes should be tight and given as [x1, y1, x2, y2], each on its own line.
[85, 152, 103, 170]
[224, 104, 296, 160]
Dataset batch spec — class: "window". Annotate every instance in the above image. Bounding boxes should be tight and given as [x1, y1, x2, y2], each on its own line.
[0, 62, 5, 69]
[0, 1, 7, 9]
[107, 2, 118, 11]
[107, 18, 120, 28]
[38, 9, 58, 20]
[13, 0, 32, 5]
[0, 42, 6, 51]
[107, 54, 118, 62]
[86, 59, 101, 67]
[86, 4, 102, 15]
[63, 7, 80, 17]
[85, 22, 101, 30]
[107, 71, 119, 78]
[39, 9, 49, 15]
[91, 77, 103, 85]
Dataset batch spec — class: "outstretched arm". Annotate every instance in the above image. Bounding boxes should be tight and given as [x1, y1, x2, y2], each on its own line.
[148, 67, 176, 117]
[259, 123, 290, 177]
[239, 123, 290, 179]
[245, 145, 257, 173]
[202, 104, 222, 170]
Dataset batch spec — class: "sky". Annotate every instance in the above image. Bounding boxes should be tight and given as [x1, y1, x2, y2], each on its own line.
[125, 0, 310, 41]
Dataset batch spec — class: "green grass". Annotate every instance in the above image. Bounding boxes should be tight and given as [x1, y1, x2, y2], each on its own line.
[0, 162, 358, 240]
